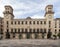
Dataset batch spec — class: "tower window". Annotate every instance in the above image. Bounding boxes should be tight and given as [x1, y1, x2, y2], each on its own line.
[6, 21, 9, 24]
[49, 21, 51, 24]
[11, 21, 13, 24]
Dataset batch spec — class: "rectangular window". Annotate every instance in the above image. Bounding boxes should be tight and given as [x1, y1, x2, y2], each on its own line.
[40, 29, 43, 32]
[11, 21, 13, 24]
[29, 29, 32, 32]
[44, 21, 46, 24]
[55, 21, 57, 28]
[29, 21, 31, 24]
[37, 21, 39, 24]
[11, 29, 13, 32]
[33, 29, 35, 32]
[48, 29, 51, 32]
[7, 21, 9, 24]
[37, 29, 39, 32]
[40, 21, 42, 24]
[25, 29, 27, 32]
[49, 25, 51, 28]
[7, 29, 9, 32]
[15, 21, 16, 24]
[21, 21, 24, 24]
[44, 29, 46, 33]
[18, 29, 20, 32]
[15, 28, 17, 33]
[18, 21, 20, 24]
[33, 21, 35, 24]
[25, 21, 27, 24]
[49, 21, 51, 24]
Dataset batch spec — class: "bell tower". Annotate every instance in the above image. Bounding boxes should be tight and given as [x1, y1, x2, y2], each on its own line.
[45, 5, 54, 19]
[3, 5, 14, 20]
[45, 5, 54, 38]
[3, 5, 14, 39]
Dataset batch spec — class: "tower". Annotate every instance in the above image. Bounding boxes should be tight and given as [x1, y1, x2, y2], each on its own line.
[3, 5, 14, 19]
[45, 5, 54, 38]
[45, 5, 54, 19]
[3, 5, 14, 39]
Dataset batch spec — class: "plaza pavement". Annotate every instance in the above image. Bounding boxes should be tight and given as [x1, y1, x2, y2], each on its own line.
[0, 39, 60, 47]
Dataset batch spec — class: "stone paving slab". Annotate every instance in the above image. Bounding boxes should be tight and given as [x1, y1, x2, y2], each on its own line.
[0, 39, 60, 47]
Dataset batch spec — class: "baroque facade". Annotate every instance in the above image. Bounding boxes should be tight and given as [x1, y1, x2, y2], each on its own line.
[0, 5, 60, 39]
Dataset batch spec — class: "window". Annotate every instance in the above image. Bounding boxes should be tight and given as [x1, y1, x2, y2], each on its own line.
[11, 29, 13, 32]
[1, 25, 3, 27]
[25, 29, 27, 32]
[33, 21, 35, 24]
[37, 21, 39, 24]
[40, 29, 43, 33]
[59, 29, 60, 32]
[29, 29, 32, 32]
[1, 29, 3, 31]
[33, 29, 35, 32]
[40, 21, 42, 24]
[29, 21, 31, 24]
[18, 21, 20, 24]
[15, 21, 16, 24]
[7, 25, 8, 27]
[44, 29, 46, 33]
[49, 25, 51, 28]
[55, 29, 57, 34]
[55, 21, 57, 28]
[48, 29, 51, 32]
[49, 21, 51, 24]
[21, 21, 24, 24]
[7, 29, 9, 32]
[48, 8, 51, 9]
[11, 21, 13, 24]
[44, 21, 46, 24]
[18, 29, 20, 32]
[7, 21, 9, 24]
[25, 21, 27, 24]
[15, 28, 17, 33]
[37, 29, 39, 32]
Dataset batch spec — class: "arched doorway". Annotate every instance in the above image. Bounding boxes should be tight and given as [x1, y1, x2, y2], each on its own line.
[6, 31, 10, 39]
[0, 31, 3, 39]
[27, 33, 30, 39]
[19, 33, 22, 39]
[47, 31, 52, 39]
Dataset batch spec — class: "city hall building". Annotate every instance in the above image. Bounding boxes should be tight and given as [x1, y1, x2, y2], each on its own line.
[0, 5, 60, 39]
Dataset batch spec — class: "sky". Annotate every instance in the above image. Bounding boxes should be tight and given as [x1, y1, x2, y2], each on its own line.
[0, 0, 60, 19]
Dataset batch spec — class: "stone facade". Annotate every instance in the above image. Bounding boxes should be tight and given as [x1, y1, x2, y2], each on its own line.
[0, 5, 60, 39]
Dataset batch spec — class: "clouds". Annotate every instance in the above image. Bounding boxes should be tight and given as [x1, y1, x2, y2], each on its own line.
[0, 0, 60, 18]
